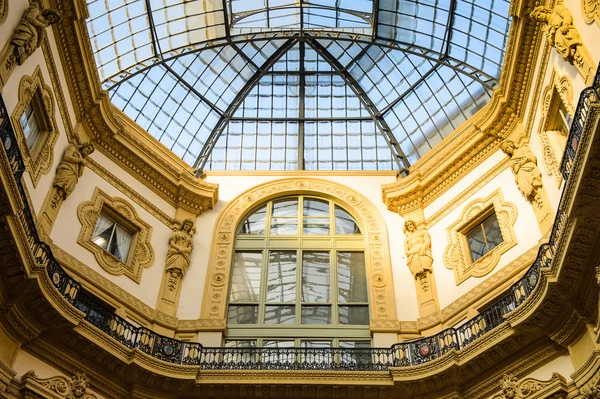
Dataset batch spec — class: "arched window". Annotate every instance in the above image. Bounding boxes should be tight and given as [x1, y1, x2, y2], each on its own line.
[225, 196, 370, 348]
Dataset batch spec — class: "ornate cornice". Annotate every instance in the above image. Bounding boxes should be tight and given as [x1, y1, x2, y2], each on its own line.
[382, 7, 544, 214]
[47, 0, 218, 216]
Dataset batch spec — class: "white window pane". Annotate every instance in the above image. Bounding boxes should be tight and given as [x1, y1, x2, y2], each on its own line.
[239, 204, 267, 235]
[272, 199, 298, 217]
[302, 252, 330, 302]
[229, 252, 262, 302]
[335, 206, 361, 234]
[337, 252, 367, 303]
[270, 218, 298, 235]
[267, 251, 296, 302]
[303, 198, 329, 217]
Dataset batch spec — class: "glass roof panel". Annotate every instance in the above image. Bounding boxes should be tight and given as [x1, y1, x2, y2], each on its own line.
[349, 46, 436, 110]
[87, 0, 512, 171]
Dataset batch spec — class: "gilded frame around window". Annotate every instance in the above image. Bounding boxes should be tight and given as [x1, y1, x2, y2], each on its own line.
[539, 70, 574, 186]
[77, 188, 154, 283]
[443, 188, 518, 285]
[200, 178, 398, 332]
[10, 66, 58, 186]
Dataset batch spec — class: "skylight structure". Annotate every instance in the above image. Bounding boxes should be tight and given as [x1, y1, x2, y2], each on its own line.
[86, 0, 511, 171]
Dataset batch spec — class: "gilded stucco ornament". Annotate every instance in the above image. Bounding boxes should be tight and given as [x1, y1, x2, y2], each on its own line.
[444, 189, 518, 284]
[54, 143, 95, 201]
[77, 188, 154, 283]
[493, 373, 569, 399]
[500, 140, 542, 203]
[19, 371, 97, 399]
[582, 0, 600, 26]
[5, 3, 60, 69]
[404, 219, 433, 278]
[403, 218, 440, 317]
[40, 142, 94, 234]
[157, 218, 195, 314]
[530, 1, 595, 83]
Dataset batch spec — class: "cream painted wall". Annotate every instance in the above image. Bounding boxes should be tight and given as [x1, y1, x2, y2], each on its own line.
[50, 154, 173, 309]
[12, 350, 106, 398]
[427, 167, 542, 310]
[177, 174, 421, 321]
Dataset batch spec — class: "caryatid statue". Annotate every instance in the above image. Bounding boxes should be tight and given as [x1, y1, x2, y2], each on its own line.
[530, 0, 594, 83]
[162, 218, 194, 304]
[6, 2, 60, 68]
[404, 219, 433, 279]
[53, 142, 95, 205]
[499, 140, 543, 203]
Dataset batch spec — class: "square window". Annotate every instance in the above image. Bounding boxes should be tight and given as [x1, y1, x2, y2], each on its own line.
[465, 212, 504, 262]
[19, 90, 51, 158]
[91, 212, 134, 263]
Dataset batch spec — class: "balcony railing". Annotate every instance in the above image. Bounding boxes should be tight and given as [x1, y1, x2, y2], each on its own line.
[0, 63, 598, 371]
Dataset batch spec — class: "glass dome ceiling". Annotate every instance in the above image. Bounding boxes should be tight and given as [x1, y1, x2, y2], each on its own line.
[85, 0, 511, 171]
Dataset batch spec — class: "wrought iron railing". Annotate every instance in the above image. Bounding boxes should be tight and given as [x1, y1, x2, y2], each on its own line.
[0, 63, 598, 370]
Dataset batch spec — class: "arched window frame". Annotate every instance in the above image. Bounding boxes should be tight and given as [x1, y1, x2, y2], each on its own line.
[225, 195, 370, 343]
[200, 178, 397, 334]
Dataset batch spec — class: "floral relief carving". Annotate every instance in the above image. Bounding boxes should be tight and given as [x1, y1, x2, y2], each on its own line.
[10, 67, 58, 186]
[20, 371, 97, 399]
[493, 373, 568, 399]
[582, 0, 600, 26]
[77, 188, 154, 283]
[444, 188, 518, 285]
[201, 178, 397, 328]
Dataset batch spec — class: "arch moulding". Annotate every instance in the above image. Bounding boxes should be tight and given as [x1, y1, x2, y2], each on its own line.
[200, 178, 398, 332]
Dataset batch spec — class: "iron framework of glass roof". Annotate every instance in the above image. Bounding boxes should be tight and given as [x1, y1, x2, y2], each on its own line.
[86, 0, 511, 172]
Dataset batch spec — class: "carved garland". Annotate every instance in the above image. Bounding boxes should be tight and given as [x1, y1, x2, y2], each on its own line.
[10, 67, 59, 186]
[582, 0, 600, 26]
[77, 188, 154, 283]
[539, 71, 574, 185]
[200, 178, 397, 331]
[443, 188, 518, 285]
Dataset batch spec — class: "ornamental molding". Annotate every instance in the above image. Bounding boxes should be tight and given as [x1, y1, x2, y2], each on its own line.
[19, 371, 97, 399]
[443, 188, 518, 285]
[46, 0, 218, 216]
[492, 373, 570, 399]
[383, 8, 544, 215]
[10, 66, 59, 186]
[76, 188, 154, 283]
[582, 0, 600, 26]
[45, 0, 542, 218]
[538, 70, 574, 184]
[200, 178, 397, 327]
[86, 157, 175, 227]
[439, 242, 538, 324]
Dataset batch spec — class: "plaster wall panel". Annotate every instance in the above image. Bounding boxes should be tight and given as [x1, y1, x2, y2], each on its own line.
[425, 150, 506, 220]
[427, 168, 542, 309]
[178, 173, 420, 321]
[50, 159, 172, 309]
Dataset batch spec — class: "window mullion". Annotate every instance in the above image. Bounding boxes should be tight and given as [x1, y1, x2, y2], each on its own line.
[259, 248, 269, 326]
[107, 220, 117, 254]
[332, 248, 338, 326]
[296, 247, 302, 326]
[480, 223, 489, 253]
